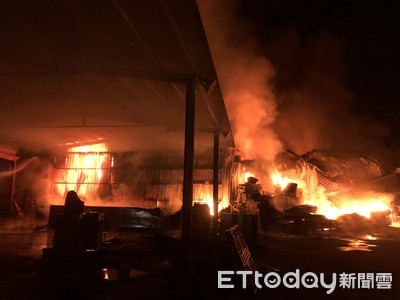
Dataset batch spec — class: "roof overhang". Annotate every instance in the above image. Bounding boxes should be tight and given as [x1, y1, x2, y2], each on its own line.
[0, 0, 234, 152]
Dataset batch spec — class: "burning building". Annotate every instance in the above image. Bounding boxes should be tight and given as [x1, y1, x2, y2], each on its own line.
[0, 0, 396, 250]
[0, 1, 400, 299]
[237, 149, 396, 232]
[0, 0, 238, 237]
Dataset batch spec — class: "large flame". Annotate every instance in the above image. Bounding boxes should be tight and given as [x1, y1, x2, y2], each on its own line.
[54, 143, 110, 200]
[270, 169, 391, 220]
[271, 170, 304, 190]
[243, 170, 256, 183]
[193, 184, 229, 216]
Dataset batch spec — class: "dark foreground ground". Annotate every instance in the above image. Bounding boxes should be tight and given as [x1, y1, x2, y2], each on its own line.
[0, 217, 399, 300]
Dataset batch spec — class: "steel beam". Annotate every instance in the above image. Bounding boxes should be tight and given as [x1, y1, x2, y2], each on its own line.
[213, 128, 219, 228]
[181, 80, 196, 257]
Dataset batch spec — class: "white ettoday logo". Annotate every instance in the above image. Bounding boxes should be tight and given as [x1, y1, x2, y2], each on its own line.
[218, 269, 337, 294]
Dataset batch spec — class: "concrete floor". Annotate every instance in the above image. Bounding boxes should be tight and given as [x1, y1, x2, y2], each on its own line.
[0, 216, 400, 299]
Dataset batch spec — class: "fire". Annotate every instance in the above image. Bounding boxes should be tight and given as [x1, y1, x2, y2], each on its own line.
[270, 169, 392, 220]
[193, 184, 229, 216]
[241, 168, 255, 184]
[271, 169, 304, 190]
[54, 143, 110, 199]
[309, 194, 392, 220]
[194, 199, 215, 216]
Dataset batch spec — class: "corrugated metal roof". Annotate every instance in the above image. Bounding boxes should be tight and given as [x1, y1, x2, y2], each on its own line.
[0, 0, 233, 152]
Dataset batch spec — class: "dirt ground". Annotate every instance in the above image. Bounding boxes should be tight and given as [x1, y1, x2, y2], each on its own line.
[0, 217, 399, 299]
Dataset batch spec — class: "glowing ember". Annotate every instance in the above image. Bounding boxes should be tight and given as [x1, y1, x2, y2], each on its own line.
[270, 169, 392, 220]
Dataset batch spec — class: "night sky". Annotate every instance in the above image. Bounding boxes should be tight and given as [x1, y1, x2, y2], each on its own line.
[237, 0, 400, 151]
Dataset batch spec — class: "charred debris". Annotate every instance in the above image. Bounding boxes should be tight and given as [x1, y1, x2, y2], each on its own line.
[245, 149, 399, 234]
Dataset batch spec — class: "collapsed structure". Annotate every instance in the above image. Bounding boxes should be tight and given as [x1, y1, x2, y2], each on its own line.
[237, 149, 398, 233]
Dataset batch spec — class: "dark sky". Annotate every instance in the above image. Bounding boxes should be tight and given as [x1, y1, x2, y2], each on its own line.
[237, 0, 400, 149]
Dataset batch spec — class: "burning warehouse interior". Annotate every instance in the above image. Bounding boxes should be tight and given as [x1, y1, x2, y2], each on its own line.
[1, 0, 400, 299]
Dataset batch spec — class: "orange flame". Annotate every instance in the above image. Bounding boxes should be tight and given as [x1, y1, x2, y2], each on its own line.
[194, 199, 215, 216]
[270, 169, 391, 220]
[240, 168, 256, 184]
[54, 143, 109, 199]
[193, 184, 229, 216]
[271, 170, 302, 190]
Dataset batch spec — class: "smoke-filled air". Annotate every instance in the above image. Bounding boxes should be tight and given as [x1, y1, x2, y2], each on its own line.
[197, 0, 282, 162]
[197, 0, 389, 160]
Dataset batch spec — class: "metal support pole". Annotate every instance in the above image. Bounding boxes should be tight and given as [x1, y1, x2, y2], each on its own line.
[9, 160, 17, 216]
[181, 80, 196, 258]
[213, 128, 219, 229]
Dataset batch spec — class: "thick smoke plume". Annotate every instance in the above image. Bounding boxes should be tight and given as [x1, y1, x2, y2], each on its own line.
[198, 1, 391, 170]
[197, 0, 282, 162]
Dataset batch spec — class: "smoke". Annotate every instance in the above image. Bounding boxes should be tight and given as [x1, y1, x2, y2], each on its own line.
[198, 1, 390, 172]
[14, 156, 53, 218]
[268, 29, 389, 154]
[0, 156, 39, 178]
[197, 0, 282, 162]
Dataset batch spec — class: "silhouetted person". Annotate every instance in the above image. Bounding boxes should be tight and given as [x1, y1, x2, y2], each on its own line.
[64, 190, 84, 220]
[53, 191, 84, 257]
